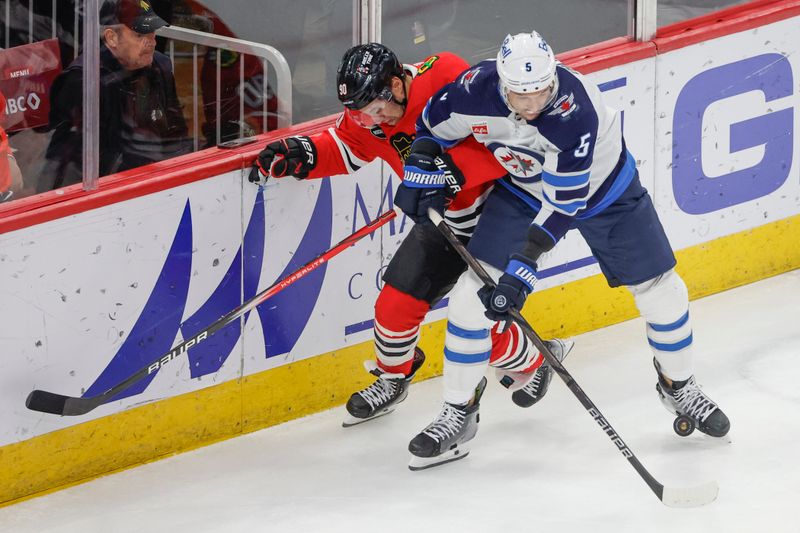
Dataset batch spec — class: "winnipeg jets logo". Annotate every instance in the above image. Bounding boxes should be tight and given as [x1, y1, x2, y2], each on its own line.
[548, 92, 578, 118]
[461, 67, 481, 93]
[497, 148, 541, 178]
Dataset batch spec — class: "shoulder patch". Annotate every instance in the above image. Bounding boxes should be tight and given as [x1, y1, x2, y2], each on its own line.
[460, 67, 481, 94]
[390, 132, 414, 161]
[471, 122, 488, 135]
[547, 92, 579, 119]
[370, 125, 386, 139]
[416, 55, 440, 76]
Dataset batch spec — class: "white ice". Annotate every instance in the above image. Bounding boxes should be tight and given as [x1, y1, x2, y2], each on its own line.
[2, 270, 799, 533]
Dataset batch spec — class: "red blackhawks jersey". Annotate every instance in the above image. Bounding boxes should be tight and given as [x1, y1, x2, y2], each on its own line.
[304, 52, 507, 237]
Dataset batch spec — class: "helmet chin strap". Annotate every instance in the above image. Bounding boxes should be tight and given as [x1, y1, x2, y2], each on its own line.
[499, 83, 514, 114]
[542, 77, 560, 109]
[392, 75, 410, 110]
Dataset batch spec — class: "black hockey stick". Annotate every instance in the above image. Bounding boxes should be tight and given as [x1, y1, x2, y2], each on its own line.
[26, 210, 398, 417]
[427, 208, 718, 508]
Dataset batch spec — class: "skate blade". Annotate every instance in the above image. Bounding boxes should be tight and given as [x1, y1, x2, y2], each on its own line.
[341, 405, 397, 428]
[408, 443, 472, 471]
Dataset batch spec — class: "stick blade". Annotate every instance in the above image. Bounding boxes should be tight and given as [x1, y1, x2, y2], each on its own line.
[661, 481, 719, 508]
[26, 390, 69, 415]
[26, 390, 99, 416]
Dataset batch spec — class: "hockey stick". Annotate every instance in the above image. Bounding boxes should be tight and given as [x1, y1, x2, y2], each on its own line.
[427, 208, 718, 508]
[26, 210, 398, 417]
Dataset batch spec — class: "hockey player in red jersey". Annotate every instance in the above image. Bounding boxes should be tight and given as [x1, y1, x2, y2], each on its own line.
[249, 43, 566, 427]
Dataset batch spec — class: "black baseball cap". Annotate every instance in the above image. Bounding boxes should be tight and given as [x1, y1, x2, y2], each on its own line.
[100, 0, 168, 34]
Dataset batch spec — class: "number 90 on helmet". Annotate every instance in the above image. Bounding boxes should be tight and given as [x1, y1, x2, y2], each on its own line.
[336, 43, 405, 110]
[496, 31, 557, 95]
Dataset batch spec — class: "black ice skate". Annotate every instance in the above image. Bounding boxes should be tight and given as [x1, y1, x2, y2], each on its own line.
[502, 338, 574, 408]
[342, 348, 425, 428]
[407, 376, 488, 471]
[654, 359, 730, 437]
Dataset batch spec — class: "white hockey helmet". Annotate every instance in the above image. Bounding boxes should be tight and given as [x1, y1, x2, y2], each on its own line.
[496, 31, 557, 104]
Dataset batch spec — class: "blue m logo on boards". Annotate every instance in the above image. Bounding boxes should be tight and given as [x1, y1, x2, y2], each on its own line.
[84, 181, 333, 403]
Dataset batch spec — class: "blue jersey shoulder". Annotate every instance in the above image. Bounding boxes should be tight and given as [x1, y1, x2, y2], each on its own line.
[426, 60, 508, 125]
[534, 65, 599, 151]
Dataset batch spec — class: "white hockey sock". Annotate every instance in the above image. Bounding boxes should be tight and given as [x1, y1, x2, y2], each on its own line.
[441, 266, 498, 404]
[629, 269, 694, 381]
[443, 321, 491, 404]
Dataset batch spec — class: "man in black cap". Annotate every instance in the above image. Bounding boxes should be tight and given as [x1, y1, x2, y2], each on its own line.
[40, 0, 190, 190]
[99, 0, 169, 70]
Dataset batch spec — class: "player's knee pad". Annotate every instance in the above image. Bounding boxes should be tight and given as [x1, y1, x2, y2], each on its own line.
[629, 268, 689, 325]
[375, 283, 429, 332]
[628, 269, 694, 380]
[445, 269, 493, 348]
[447, 265, 498, 330]
[373, 283, 430, 373]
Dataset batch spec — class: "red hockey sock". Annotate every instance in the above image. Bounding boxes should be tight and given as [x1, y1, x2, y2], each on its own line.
[373, 284, 430, 375]
[489, 322, 543, 373]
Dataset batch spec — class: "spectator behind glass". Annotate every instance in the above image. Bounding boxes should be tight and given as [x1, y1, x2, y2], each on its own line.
[1, 91, 24, 203]
[40, 0, 191, 192]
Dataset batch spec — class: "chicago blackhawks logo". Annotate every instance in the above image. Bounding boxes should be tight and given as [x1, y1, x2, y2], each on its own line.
[391, 132, 415, 162]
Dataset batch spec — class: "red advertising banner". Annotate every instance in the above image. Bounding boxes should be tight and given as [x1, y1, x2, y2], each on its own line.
[0, 39, 62, 133]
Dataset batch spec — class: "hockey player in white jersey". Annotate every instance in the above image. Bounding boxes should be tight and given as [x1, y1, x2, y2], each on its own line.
[399, 31, 729, 469]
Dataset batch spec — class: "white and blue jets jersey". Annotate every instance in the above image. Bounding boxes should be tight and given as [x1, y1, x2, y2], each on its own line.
[418, 59, 636, 244]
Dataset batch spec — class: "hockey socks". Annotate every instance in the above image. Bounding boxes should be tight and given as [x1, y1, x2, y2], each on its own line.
[489, 321, 544, 389]
[373, 284, 429, 375]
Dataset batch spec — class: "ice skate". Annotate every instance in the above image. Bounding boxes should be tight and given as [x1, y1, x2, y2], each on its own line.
[499, 339, 573, 408]
[654, 359, 730, 437]
[342, 348, 425, 428]
[408, 376, 487, 470]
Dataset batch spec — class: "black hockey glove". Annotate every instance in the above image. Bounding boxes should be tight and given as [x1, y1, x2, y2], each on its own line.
[478, 254, 538, 331]
[394, 138, 464, 224]
[248, 136, 318, 185]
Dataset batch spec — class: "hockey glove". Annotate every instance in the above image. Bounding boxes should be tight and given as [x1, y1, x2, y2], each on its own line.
[478, 254, 538, 331]
[394, 138, 464, 224]
[248, 136, 318, 185]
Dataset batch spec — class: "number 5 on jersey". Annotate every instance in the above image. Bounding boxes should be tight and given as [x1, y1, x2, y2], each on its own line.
[575, 133, 592, 157]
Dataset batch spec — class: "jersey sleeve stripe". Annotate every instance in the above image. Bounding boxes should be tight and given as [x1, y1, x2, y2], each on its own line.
[542, 170, 590, 188]
[543, 192, 587, 215]
[329, 128, 368, 173]
[554, 184, 591, 201]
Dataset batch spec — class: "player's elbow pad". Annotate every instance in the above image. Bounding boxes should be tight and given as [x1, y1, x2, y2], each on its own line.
[520, 225, 556, 264]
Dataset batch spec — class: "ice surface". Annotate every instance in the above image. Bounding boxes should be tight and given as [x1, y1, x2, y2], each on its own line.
[2, 271, 798, 533]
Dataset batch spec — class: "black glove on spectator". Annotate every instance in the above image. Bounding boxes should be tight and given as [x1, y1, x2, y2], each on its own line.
[249, 136, 317, 184]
